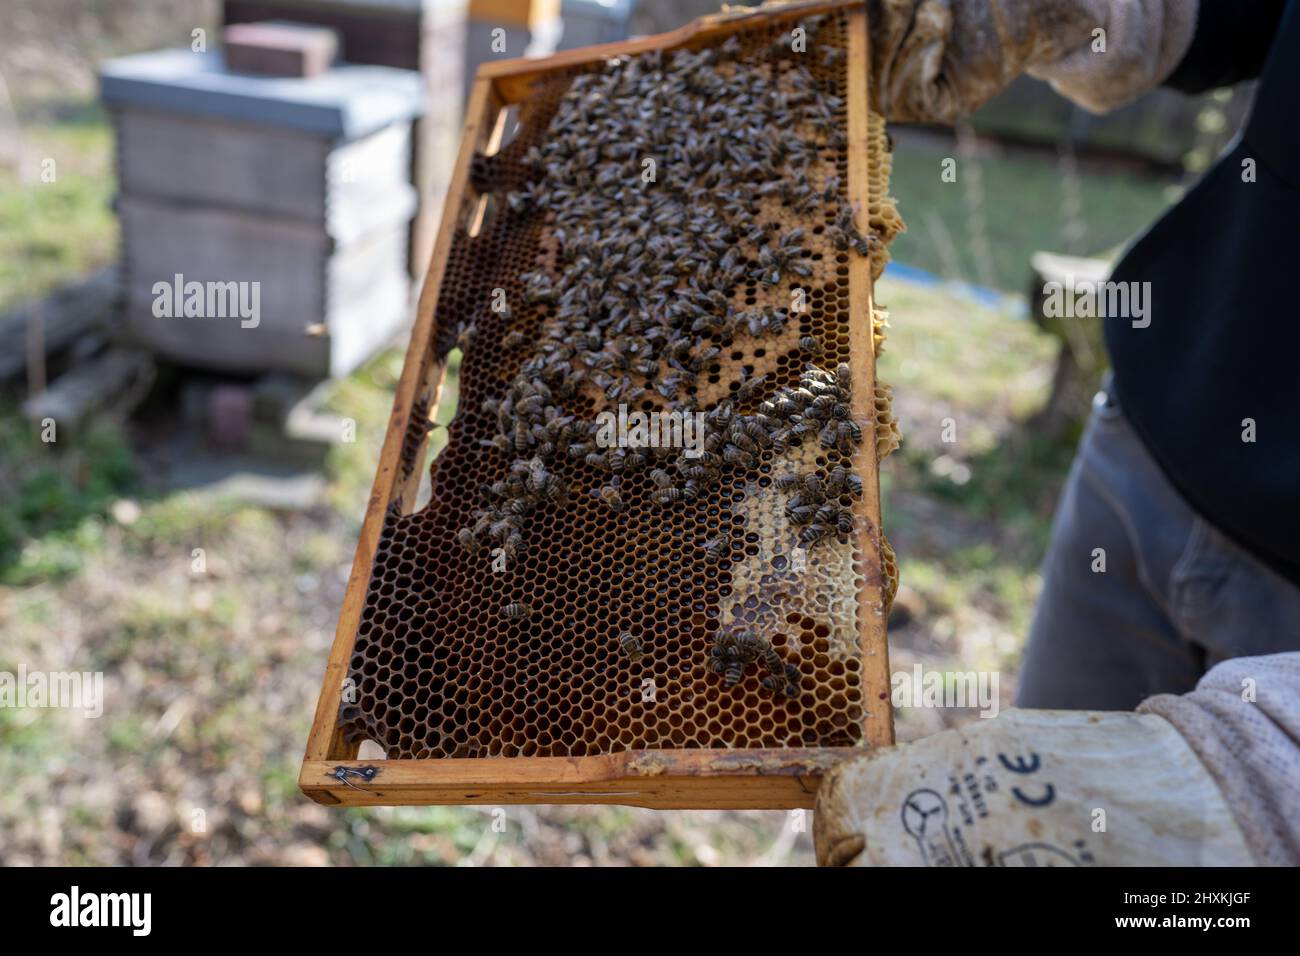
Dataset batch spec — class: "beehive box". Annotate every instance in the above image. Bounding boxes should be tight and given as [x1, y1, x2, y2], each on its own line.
[301, 0, 904, 809]
[101, 48, 424, 377]
[223, 0, 472, 272]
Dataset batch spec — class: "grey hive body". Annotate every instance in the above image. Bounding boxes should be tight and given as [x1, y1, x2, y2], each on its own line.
[101, 48, 425, 378]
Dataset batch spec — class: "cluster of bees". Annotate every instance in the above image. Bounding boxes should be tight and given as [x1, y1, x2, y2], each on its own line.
[778, 463, 863, 543]
[763, 363, 863, 547]
[703, 363, 865, 695]
[447, 16, 874, 695]
[710, 629, 801, 697]
[456, 453, 569, 567]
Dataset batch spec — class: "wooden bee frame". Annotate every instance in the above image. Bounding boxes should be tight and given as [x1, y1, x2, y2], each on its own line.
[300, 0, 894, 809]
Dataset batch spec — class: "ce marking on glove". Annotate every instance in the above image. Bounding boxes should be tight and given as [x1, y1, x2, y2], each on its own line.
[998, 751, 1056, 808]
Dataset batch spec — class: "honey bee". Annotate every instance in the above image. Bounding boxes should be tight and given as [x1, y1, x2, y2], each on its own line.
[703, 535, 729, 564]
[735, 373, 768, 404]
[831, 203, 872, 256]
[787, 504, 817, 525]
[515, 394, 544, 418]
[539, 474, 569, 505]
[722, 444, 755, 468]
[502, 602, 533, 620]
[735, 417, 772, 449]
[814, 504, 840, 526]
[799, 523, 830, 546]
[740, 307, 789, 337]
[654, 376, 682, 401]
[490, 515, 523, 539]
[505, 183, 536, 215]
[799, 335, 823, 357]
[595, 485, 627, 513]
[690, 346, 722, 372]
[525, 456, 550, 488]
[503, 529, 523, 560]
[753, 236, 811, 286]
[763, 662, 801, 698]
[456, 527, 481, 553]
[757, 644, 797, 697]
[826, 464, 863, 498]
[728, 428, 758, 453]
[733, 630, 766, 661]
[618, 631, 645, 661]
[775, 473, 802, 493]
[806, 394, 837, 420]
[521, 271, 555, 305]
[455, 324, 476, 353]
[652, 486, 683, 506]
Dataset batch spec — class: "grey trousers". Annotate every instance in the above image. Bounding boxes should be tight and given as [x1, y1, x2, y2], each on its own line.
[1016, 380, 1300, 711]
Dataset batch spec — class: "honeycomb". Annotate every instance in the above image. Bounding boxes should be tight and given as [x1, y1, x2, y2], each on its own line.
[338, 10, 903, 760]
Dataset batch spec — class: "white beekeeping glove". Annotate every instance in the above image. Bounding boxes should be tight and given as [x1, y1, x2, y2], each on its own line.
[869, 0, 1198, 122]
[814, 708, 1254, 866]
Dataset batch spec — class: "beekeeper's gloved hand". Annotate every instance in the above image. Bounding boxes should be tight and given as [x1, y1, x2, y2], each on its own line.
[869, 0, 1197, 122]
[814, 653, 1300, 866]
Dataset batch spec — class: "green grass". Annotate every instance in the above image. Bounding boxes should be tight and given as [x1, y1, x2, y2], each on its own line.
[0, 403, 136, 583]
[874, 275, 1068, 669]
[875, 279, 1049, 414]
[0, 100, 116, 314]
[0, 101, 124, 584]
[886, 135, 1175, 291]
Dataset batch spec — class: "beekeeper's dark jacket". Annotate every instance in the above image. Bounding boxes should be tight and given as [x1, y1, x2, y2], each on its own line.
[1106, 0, 1300, 587]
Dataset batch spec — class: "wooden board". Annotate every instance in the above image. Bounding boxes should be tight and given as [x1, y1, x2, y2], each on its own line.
[300, 0, 892, 809]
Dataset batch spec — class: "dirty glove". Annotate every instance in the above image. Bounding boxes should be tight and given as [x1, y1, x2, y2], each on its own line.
[869, 0, 1199, 122]
[814, 709, 1254, 866]
[816, 653, 1300, 866]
